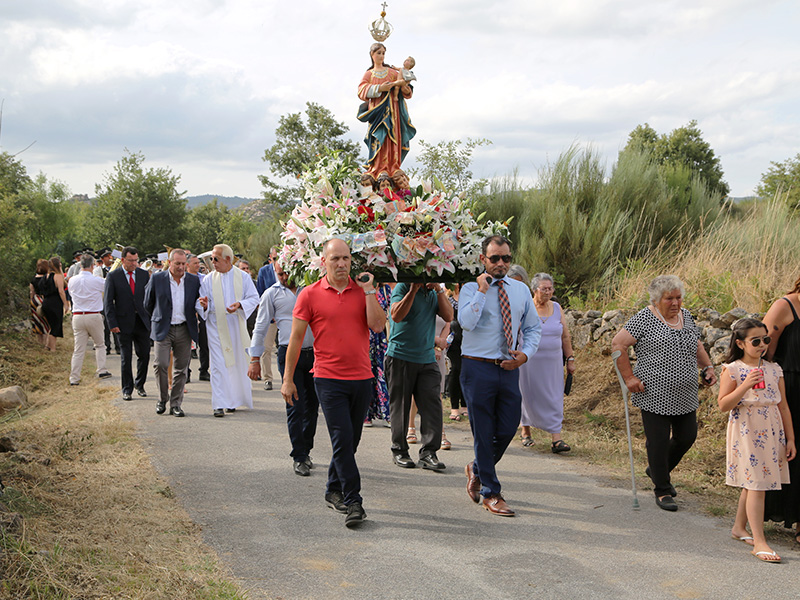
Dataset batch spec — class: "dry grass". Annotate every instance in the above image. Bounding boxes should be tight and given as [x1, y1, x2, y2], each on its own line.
[0, 328, 247, 599]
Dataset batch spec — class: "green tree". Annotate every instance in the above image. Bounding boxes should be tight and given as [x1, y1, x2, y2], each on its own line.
[409, 138, 492, 196]
[756, 153, 800, 208]
[259, 102, 361, 209]
[623, 120, 729, 196]
[182, 200, 255, 257]
[16, 173, 84, 258]
[87, 150, 187, 253]
[0, 151, 31, 196]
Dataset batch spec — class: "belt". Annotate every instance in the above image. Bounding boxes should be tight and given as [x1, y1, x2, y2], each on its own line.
[463, 355, 505, 366]
[73, 311, 102, 315]
[279, 345, 314, 352]
[170, 322, 187, 327]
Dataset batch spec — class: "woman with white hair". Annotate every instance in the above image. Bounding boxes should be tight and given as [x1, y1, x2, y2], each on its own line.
[611, 275, 717, 511]
[517, 272, 575, 453]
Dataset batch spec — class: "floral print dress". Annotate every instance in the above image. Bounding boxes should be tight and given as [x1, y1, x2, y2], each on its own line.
[367, 284, 391, 422]
[723, 359, 790, 491]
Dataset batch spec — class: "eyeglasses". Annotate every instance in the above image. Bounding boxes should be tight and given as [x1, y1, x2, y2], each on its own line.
[486, 254, 512, 264]
[747, 336, 771, 347]
[211, 256, 220, 262]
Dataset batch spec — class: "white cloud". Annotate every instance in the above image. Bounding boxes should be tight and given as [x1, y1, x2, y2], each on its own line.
[1, 0, 798, 198]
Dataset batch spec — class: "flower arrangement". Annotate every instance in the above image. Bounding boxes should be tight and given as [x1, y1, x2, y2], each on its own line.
[278, 152, 512, 285]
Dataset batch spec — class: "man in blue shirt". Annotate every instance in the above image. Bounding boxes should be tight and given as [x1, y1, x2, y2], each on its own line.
[386, 282, 454, 470]
[248, 262, 317, 476]
[255, 249, 278, 390]
[459, 235, 541, 516]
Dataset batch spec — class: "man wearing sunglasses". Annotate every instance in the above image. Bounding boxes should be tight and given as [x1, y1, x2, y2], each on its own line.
[459, 235, 541, 516]
[197, 244, 260, 417]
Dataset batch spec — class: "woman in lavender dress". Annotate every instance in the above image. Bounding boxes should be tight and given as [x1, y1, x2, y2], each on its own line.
[518, 272, 576, 453]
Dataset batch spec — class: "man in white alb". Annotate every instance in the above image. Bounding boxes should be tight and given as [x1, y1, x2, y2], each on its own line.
[197, 244, 260, 417]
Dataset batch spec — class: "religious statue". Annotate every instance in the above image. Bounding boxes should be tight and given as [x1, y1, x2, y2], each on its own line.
[357, 42, 416, 182]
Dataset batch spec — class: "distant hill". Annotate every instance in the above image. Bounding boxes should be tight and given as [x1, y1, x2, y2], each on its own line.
[186, 195, 259, 210]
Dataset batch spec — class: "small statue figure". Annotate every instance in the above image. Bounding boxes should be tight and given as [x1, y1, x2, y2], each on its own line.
[400, 56, 416, 84]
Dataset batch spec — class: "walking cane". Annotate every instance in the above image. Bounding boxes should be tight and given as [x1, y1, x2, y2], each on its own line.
[611, 350, 640, 510]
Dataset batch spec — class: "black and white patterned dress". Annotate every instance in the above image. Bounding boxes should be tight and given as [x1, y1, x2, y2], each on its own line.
[623, 307, 701, 415]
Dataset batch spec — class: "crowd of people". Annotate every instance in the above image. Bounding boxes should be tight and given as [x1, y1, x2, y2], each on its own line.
[27, 239, 798, 550]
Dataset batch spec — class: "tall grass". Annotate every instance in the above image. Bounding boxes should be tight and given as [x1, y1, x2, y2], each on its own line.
[479, 145, 723, 301]
[609, 195, 800, 312]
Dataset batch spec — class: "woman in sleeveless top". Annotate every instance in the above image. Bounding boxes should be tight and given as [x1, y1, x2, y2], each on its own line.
[762, 275, 800, 543]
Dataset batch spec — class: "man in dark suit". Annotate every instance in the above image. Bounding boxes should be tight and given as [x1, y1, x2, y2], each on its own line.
[104, 246, 151, 401]
[144, 249, 201, 417]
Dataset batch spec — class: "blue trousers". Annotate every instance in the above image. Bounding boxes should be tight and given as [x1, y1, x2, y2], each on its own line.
[314, 377, 372, 505]
[277, 345, 319, 463]
[460, 358, 522, 497]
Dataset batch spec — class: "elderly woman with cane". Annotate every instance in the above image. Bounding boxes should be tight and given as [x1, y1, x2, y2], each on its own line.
[611, 275, 716, 511]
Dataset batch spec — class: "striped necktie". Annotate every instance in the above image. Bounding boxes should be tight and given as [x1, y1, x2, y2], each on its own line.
[496, 280, 513, 352]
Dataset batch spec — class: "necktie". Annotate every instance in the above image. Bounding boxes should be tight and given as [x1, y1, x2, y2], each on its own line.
[496, 280, 513, 352]
[128, 271, 135, 295]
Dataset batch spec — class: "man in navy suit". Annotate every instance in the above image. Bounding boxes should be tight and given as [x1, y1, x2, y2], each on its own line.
[104, 246, 151, 401]
[144, 249, 201, 417]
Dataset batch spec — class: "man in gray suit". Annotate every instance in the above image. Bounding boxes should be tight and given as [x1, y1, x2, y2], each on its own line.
[144, 249, 201, 417]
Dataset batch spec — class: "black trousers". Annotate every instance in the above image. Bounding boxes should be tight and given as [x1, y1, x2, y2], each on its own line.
[277, 345, 319, 462]
[640, 409, 697, 497]
[198, 316, 209, 373]
[385, 355, 442, 457]
[118, 317, 151, 395]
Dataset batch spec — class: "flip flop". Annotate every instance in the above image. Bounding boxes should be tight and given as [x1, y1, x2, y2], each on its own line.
[752, 550, 781, 563]
[449, 414, 462, 422]
[732, 535, 754, 546]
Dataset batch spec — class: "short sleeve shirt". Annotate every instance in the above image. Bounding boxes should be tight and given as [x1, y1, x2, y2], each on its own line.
[293, 277, 372, 380]
[386, 283, 438, 364]
[624, 307, 701, 415]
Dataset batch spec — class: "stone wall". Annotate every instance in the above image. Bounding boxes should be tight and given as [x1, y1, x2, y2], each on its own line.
[565, 306, 763, 365]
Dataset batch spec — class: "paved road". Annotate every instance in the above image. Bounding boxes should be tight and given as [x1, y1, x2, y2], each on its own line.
[102, 354, 798, 600]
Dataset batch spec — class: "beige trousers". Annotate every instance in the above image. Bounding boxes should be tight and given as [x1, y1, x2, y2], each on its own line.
[70, 313, 108, 383]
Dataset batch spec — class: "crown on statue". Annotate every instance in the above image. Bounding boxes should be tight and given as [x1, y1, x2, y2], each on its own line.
[369, 2, 393, 41]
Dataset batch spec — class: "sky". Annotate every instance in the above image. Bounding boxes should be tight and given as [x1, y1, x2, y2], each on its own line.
[1, 0, 798, 199]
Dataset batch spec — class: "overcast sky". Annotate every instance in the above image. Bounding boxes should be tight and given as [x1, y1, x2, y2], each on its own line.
[1, 0, 798, 199]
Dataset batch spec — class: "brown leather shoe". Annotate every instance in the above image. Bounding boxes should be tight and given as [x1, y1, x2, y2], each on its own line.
[465, 461, 481, 504]
[482, 494, 515, 517]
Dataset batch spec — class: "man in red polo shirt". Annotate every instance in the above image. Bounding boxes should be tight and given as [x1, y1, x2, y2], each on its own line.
[282, 238, 386, 528]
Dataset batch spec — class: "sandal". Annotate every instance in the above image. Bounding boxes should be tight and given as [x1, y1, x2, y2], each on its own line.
[406, 427, 417, 444]
[752, 550, 781, 563]
[449, 412, 462, 421]
[551, 440, 571, 454]
[441, 436, 451, 450]
[521, 435, 534, 447]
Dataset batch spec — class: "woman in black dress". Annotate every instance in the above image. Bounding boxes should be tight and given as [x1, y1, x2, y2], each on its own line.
[41, 256, 69, 351]
[763, 275, 800, 543]
[29, 258, 51, 346]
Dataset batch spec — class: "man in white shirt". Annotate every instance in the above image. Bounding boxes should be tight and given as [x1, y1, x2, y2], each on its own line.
[248, 261, 318, 476]
[68, 253, 111, 385]
[144, 249, 202, 417]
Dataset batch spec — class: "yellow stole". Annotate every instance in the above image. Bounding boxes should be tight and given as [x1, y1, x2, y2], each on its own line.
[211, 268, 250, 367]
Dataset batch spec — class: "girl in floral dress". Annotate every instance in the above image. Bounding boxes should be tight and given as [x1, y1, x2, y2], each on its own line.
[718, 318, 796, 563]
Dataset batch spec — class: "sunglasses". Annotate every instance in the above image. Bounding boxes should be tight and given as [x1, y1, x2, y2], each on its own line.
[211, 256, 220, 262]
[486, 254, 512, 264]
[746, 336, 771, 347]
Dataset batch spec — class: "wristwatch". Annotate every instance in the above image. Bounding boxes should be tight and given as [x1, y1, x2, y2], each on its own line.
[365, 289, 377, 295]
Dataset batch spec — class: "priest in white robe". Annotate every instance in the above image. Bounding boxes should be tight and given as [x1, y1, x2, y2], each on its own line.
[197, 244, 260, 417]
